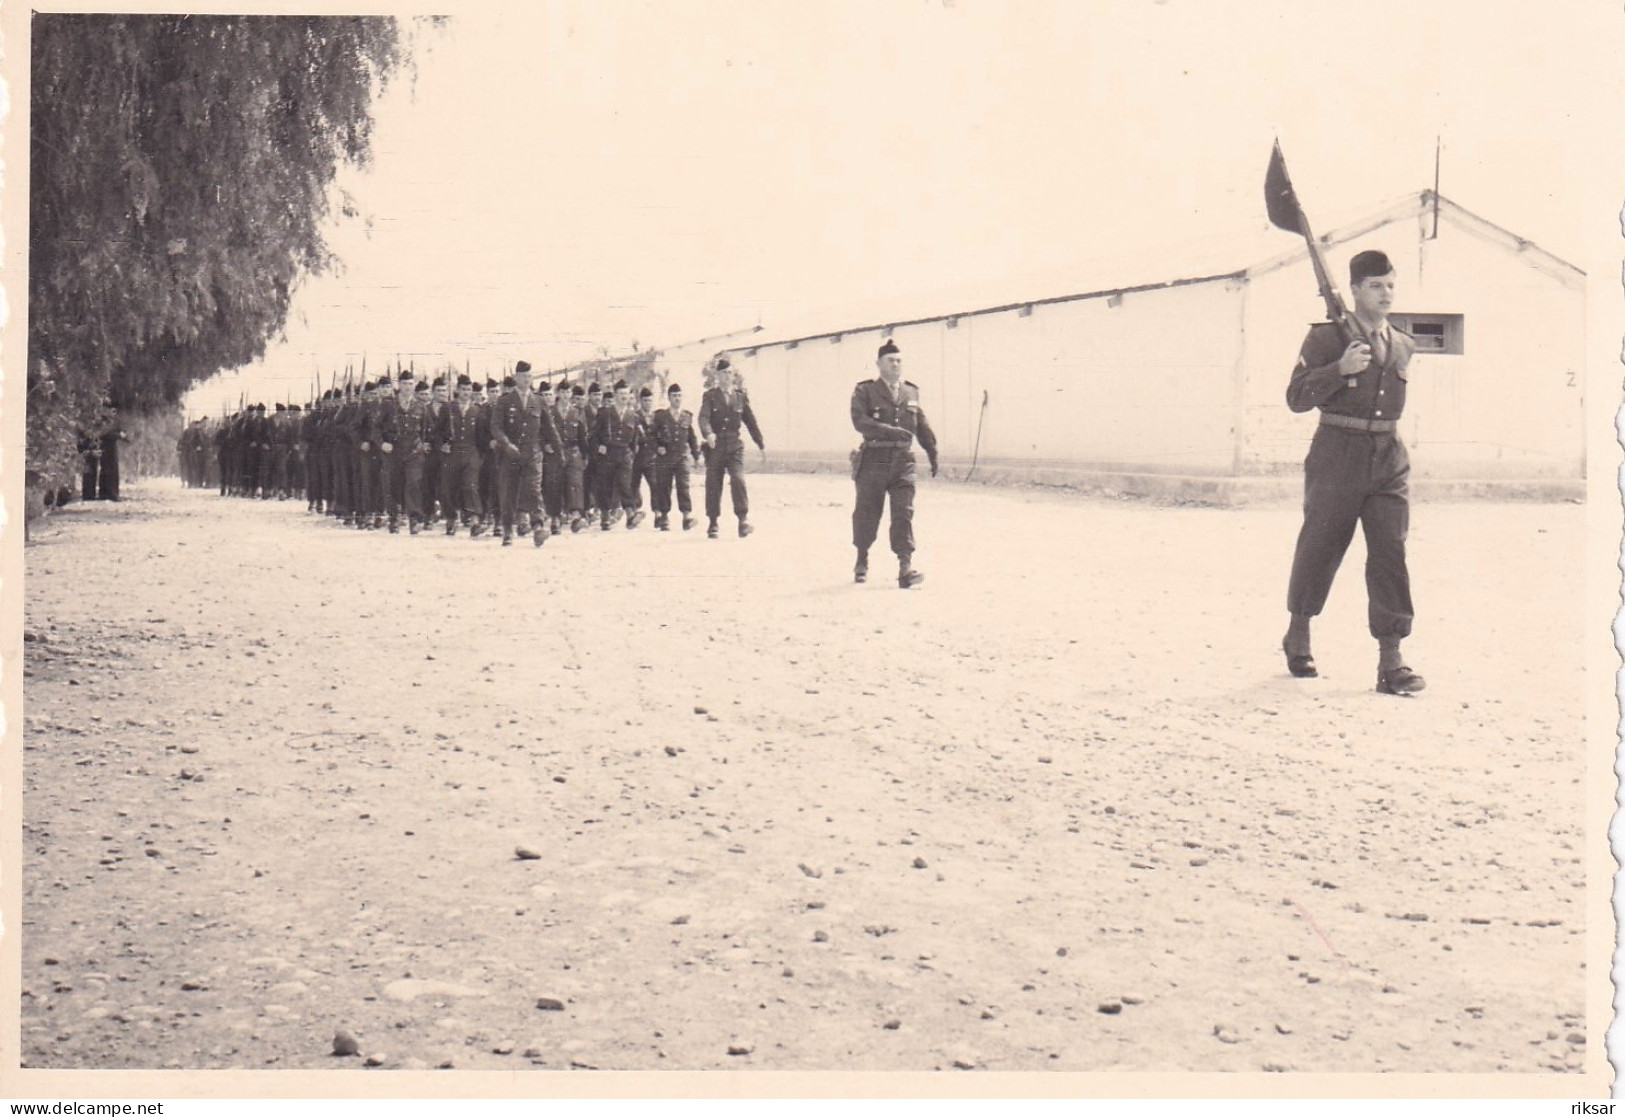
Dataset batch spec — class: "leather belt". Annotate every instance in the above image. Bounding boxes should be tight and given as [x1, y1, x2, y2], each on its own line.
[1319, 413, 1397, 433]
[863, 440, 911, 448]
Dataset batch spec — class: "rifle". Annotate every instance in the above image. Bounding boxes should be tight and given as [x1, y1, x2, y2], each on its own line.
[1265, 141, 1360, 347]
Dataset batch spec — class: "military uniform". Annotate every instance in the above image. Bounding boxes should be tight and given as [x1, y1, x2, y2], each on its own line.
[850, 373, 938, 575]
[557, 398, 591, 529]
[649, 400, 700, 528]
[697, 379, 763, 533]
[1285, 318, 1417, 641]
[492, 383, 557, 545]
[437, 390, 486, 534]
[592, 399, 645, 528]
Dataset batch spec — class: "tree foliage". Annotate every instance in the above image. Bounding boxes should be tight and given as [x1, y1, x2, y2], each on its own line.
[28, 14, 414, 492]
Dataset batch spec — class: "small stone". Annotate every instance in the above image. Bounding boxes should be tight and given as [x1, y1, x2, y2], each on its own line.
[727, 1043, 753, 1056]
[493, 1042, 515, 1055]
[1120, 993, 1146, 1006]
[693, 706, 708, 715]
[951, 1058, 976, 1070]
[1097, 1002, 1122, 1015]
[535, 997, 565, 1012]
[1274, 1023, 1293, 1036]
[781, 968, 794, 978]
[514, 847, 542, 861]
[912, 857, 928, 869]
[1189, 857, 1209, 867]
[882, 1019, 901, 1030]
[1567, 1032, 1586, 1046]
[1214, 1025, 1243, 1044]
[180, 979, 207, 991]
[552, 776, 566, 784]
[364, 1053, 387, 1067]
[798, 863, 822, 879]
[145, 848, 163, 858]
[671, 914, 690, 926]
[180, 745, 200, 755]
[664, 746, 679, 757]
[1037, 756, 1052, 764]
[1055, 947, 1068, 957]
[812, 930, 829, 943]
[332, 1030, 360, 1056]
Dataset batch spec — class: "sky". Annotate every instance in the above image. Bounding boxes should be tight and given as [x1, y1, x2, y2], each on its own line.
[185, 0, 1618, 415]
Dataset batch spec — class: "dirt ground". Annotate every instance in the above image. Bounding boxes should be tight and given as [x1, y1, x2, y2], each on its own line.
[18, 475, 1593, 1076]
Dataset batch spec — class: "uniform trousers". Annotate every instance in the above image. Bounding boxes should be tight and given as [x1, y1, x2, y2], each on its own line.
[541, 451, 564, 519]
[496, 451, 542, 529]
[561, 451, 587, 514]
[704, 441, 749, 519]
[442, 449, 483, 519]
[1286, 426, 1414, 640]
[852, 444, 916, 557]
[653, 455, 694, 515]
[596, 451, 638, 513]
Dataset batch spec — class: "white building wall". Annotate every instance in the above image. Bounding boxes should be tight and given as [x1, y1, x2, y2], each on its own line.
[727, 279, 1247, 475]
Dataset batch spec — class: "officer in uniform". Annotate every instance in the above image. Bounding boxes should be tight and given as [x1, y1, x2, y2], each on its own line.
[1282, 249, 1423, 696]
[850, 339, 937, 587]
[649, 382, 701, 530]
[697, 356, 764, 538]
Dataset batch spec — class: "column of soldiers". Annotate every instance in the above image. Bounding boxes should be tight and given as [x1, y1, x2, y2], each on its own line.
[176, 418, 222, 490]
[210, 360, 746, 547]
[206, 402, 309, 499]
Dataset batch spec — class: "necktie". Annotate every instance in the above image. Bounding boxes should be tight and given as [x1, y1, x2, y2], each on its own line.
[1371, 329, 1388, 367]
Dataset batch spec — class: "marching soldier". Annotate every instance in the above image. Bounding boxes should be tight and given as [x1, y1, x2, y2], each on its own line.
[477, 378, 502, 536]
[437, 374, 487, 537]
[592, 380, 646, 530]
[697, 356, 764, 539]
[1282, 249, 1424, 696]
[540, 379, 566, 535]
[491, 361, 556, 547]
[423, 376, 448, 525]
[649, 381, 700, 530]
[850, 338, 937, 588]
[558, 385, 591, 531]
[633, 386, 660, 513]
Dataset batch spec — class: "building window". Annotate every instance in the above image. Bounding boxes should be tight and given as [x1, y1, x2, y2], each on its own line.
[1390, 313, 1464, 355]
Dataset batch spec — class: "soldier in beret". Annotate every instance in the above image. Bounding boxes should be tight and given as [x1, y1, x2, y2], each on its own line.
[649, 381, 701, 530]
[558, 385, 591, 531]
[592, 379, 646, 530]
[491, 361, 557, 546]
[850, 339, 937, 588]
[582, 382, 604, 521]
[698, 356, 764, 538]
[438, 374, 487, 537]
[1283, 249, 1423, 695]
[477, 378, 502, 537]
[423, 376, 448, 526]
[633, 385, 660, 514]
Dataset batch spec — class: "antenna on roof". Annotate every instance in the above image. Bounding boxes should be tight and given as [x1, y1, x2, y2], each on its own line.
[1431, 136, 1441, 241]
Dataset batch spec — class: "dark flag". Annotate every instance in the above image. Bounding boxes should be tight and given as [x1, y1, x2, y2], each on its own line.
[1265, 140, 1356, 343]
[1265, 140, 1305, 235]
